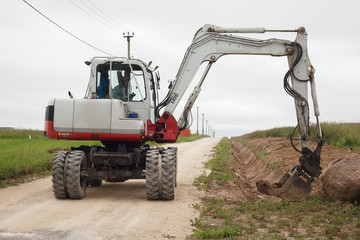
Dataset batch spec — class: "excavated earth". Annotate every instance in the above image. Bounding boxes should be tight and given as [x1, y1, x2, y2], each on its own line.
[209, 136, 360, 202]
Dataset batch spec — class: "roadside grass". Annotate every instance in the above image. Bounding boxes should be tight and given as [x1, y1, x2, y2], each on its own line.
[0, 129, 101, 187]
[247, 122, 360, 150]
[190, 195, 360, 239]
[189, 126, 360, 239]
[194, 138, 235, 190]
[146, 134, 208, 146]
[177, 134, 208, 143]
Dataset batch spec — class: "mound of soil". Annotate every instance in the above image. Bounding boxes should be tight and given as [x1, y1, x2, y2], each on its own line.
[209, 136, 360, 202]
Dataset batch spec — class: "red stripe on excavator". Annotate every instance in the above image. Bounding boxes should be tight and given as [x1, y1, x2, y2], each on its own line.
[44, 120, 58, 139]
[44, 120, 143, 142]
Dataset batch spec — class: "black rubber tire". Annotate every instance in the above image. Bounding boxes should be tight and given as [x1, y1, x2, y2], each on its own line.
[161, 149, 176, 200]
[65, 150, 88, 199]
[52, 151, 69, 199]
[168, 147, 178, 187]
[89, 179, 102, 187]
[145, 149, 160, 200]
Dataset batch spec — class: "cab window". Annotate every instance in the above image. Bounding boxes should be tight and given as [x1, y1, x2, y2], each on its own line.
[96, 62, 146, 101]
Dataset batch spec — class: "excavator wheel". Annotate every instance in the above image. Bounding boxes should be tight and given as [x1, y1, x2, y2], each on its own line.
[145, 148, 176, 200]
[65, 150, 88, 199]
[52, 151, 69, 199]
[168, 147, 178, 187]
[145, 149, 160, 200]
[161, 149, 176, 200]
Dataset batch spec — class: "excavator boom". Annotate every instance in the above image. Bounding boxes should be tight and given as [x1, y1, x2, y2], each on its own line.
[155, 25, 324, 200]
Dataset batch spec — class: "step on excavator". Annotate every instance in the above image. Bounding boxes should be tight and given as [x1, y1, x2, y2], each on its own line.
[44, 24, 324, 201]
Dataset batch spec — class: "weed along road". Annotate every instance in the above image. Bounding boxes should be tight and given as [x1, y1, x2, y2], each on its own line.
[0, 137, 221, 240]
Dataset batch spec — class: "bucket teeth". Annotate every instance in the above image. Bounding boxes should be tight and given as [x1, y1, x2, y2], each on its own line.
[256, 139, 324, 201]
[256, 166, 312, 201]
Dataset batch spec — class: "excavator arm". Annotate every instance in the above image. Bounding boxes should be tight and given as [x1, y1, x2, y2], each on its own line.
[151, 25, 324, 200]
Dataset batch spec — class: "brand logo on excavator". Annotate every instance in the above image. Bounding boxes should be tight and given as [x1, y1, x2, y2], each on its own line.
[171, 93, 179, 104]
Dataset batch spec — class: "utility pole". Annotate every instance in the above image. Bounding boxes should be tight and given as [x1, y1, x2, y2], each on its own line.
[196, 106, 199, 135]
[202, 113, 204, 135]
[123, 32, 134, 59]
[206, 120, 208, 136]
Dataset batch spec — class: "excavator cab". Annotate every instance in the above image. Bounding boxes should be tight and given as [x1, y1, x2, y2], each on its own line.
[94, 61, 146, 102]
[87, 57, 159, 123]
[45, 57, 160, 142]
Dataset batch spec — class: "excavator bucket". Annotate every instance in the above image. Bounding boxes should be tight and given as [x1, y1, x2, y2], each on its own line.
[257, 139, 325, 201]
[256, 166, 312, 201]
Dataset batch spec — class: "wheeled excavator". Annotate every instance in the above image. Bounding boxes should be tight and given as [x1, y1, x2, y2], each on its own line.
[44, 24, 324, 201]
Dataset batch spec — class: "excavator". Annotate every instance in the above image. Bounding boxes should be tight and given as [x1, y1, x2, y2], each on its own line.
[44, 24, 324, 201]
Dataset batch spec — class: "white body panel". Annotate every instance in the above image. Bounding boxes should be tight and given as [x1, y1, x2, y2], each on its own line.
[73, 99, 112, 133]
[53, 99, 74, 132]
[53, 99, 145, 135]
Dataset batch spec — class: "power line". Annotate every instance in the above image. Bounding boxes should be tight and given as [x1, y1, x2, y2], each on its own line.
[77, 0, 121, 31]
[82, 0, 151, 60]
[22, 0, 115, 56]
[68, 0, 120, 33]
[67, 0, 150, 60]
[85, 0, 130, 31]
[133, 38, 151, 61]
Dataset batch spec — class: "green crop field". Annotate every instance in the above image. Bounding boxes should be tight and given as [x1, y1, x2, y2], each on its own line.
[246, 122, 360, 150]
[0, 129, 101, 187]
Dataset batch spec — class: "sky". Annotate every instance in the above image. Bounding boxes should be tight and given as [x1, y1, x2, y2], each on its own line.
[1, 0, 360, 137]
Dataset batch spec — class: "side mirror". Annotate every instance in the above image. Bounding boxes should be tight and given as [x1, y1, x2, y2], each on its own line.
[68, 91, 74, 99]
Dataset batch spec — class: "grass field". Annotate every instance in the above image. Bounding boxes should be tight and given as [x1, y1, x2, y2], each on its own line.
[0, 129, 207, 187]
[0, 129, 101, 187]
[247, 122, 360, 150]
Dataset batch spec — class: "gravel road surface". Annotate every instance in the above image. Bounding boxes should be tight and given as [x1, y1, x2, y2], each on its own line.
[0, 137, 221, 240]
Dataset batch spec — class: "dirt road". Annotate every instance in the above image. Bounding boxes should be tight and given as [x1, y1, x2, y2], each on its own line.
[0, 137, 221, 240]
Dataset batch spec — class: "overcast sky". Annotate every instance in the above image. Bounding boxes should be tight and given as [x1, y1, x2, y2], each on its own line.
[1, 0, 360, 137]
